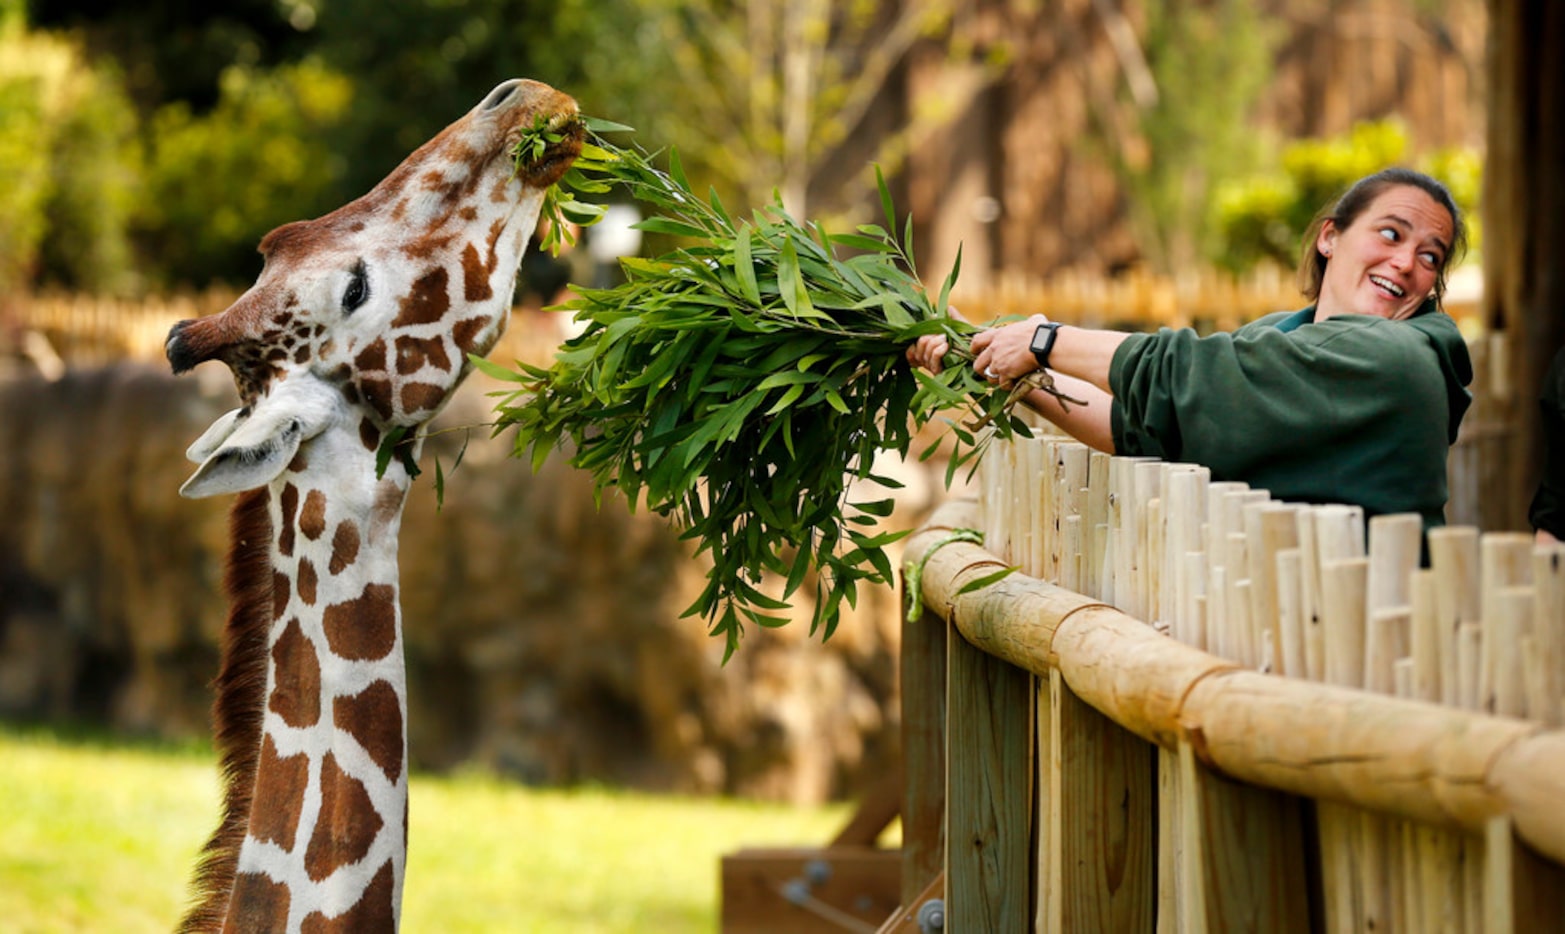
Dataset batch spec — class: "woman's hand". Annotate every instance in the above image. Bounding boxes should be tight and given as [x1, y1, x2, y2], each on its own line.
[905, 306, 971, 375]
[905, 333, 951, 374]
[971, 314, 1050, 385]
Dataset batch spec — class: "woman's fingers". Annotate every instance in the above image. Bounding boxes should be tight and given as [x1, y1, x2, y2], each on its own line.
[906, 334, 948, 373]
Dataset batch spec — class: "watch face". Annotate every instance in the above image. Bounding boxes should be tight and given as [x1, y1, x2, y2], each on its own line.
[1030, 325, 1052, 353]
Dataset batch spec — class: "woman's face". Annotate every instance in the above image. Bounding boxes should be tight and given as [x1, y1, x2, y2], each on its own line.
[1315, 185, 1454, 321]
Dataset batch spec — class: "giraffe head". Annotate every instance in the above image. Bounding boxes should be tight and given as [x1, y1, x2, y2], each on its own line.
[167, 78, 581, 499]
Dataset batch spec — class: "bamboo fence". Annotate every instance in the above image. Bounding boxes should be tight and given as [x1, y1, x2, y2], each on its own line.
[892, 428, 1565, 932]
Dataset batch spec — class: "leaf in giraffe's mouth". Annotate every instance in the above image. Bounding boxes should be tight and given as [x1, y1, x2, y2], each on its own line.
[487, 120, 1047, 662]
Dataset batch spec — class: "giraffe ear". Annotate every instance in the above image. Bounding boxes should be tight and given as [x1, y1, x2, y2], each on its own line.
[179, 376, 341, 498]
[179, 408, 307, 499]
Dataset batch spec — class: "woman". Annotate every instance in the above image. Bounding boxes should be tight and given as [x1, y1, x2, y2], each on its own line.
[908, 167, 1473, 529]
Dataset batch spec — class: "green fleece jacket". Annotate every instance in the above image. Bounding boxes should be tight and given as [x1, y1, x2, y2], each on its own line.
[1108, 304, 1473, 528]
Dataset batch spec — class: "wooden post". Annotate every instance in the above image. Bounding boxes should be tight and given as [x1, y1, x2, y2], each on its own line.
[946, 624, 1033, 932]
[1176, 739, 1313, 932]
[1043, 669, 1155, 932]
[900, 574, 948, 908]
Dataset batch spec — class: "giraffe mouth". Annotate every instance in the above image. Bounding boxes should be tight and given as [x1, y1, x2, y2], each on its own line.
[514, 113, 584, 188]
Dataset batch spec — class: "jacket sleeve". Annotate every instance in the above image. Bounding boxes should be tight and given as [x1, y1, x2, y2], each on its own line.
[1107, 317, 1450, 480]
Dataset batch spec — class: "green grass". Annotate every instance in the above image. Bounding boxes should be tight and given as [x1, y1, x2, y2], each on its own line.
[0, 724, 852, 932]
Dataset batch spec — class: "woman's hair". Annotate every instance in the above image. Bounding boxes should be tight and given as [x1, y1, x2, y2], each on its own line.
[1297, 167, 1469, 306]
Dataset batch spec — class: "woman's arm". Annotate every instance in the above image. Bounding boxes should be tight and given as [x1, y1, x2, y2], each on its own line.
[905, 316, 1121, 453]
[1017, 371, 1116, 453]
[968, 315, 1128, 395]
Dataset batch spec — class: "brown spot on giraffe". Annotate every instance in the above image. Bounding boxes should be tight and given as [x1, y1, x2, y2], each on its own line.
[278, 484, 299, 557]
[304, 752, 384, 882]
[360, 378, 394, 422]
[288, 450, 309, 473]
[460, 241, 495, 302]
[335, 679, 404, 784]
[399, 381, 447, 415]
[330, 521, 361, 574]
[249, 735, 309, 850]
[357, 419, 380, 453]
[394, 334, 452, 375]
[354, 339, 387, 373]
[296, 558, 318, 606]
[403, 231, 456, 261]
[273, 571, 291, 621]
[322, 583, 397, 661]
[453, 317, 497, 358]
[391, 268, 450, 328]
[300, 859, 396, 933]
[224, 871, 293, 934]
[300, 490, 328, 541]
[268, 619, 320, 728]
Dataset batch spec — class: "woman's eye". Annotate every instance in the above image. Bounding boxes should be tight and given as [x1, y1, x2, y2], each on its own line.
[1378, 227, 1399, 242]
[1420, 252, 1441, 266]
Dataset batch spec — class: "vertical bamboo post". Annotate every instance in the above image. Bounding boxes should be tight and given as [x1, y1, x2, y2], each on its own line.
[1087, 451, 1113, 602]
[1110, 457, 1157, 616]
[1250, 503, 1300, 674]
[1428, 527, 1481, 708]
[1319, 555, 1370, 931]
[1297, 508, 1327, 681]
[1132, 461, 1165, 625]
[1367, 514, 1423, 613]
[1480, 533, 1534, 717]
[1322, 559, 1370, 689]
[1277, 549, 1305, 680]
[1164, 465, 1208, 647]
[1534, 545, 1565, 727]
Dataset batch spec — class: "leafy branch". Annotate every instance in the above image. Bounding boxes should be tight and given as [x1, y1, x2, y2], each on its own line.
[497, 119, 1039, 659]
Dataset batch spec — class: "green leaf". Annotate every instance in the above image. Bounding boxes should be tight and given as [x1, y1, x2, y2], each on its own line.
[733, 224, 761, 306]
[956, 566, 1020, 596]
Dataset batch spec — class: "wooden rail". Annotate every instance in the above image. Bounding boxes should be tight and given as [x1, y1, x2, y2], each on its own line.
[895, 434, 1565, 932]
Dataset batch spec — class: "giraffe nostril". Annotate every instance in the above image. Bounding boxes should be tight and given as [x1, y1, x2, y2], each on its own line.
[481, 80, 520, 111]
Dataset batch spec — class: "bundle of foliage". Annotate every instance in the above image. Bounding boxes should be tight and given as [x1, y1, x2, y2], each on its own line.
[490, 120, 1040, 658]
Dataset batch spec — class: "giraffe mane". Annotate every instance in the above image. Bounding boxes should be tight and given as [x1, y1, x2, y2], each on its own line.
[178, 487, 274, 933]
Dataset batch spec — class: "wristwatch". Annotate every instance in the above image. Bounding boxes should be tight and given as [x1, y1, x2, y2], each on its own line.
[1029, 322, 1063, 370]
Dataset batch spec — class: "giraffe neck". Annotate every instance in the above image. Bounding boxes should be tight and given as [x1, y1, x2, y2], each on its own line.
[219, 427, 415, 932]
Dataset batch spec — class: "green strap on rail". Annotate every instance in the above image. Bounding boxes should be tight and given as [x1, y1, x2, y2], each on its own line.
[904, 528, 985, 622]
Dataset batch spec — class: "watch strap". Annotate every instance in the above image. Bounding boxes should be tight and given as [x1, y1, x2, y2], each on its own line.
[1031, 322, 1062, 370]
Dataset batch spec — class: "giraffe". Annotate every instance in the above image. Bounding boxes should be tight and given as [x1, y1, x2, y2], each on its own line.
[165, 78, 582, 932]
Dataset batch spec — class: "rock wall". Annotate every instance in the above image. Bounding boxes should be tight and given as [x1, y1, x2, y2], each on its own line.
[0, 363, 945, 802]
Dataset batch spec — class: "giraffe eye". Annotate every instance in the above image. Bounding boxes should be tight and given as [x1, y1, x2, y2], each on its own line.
[342, 261, 369, 314]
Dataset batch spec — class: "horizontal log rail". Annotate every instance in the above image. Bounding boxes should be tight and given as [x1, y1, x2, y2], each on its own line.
[905, 494, 1565, 866]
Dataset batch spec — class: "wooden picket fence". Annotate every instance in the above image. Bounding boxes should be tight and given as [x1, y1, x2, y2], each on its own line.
[889, 423, 1565, 932]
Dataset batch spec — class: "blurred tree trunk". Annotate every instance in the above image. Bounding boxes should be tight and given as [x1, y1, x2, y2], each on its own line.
[1483, 0, 1565, 530]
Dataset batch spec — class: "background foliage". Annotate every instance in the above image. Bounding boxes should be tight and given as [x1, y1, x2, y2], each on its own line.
[1214, 118, 1484, 274]
[3, 1, 1482, 296]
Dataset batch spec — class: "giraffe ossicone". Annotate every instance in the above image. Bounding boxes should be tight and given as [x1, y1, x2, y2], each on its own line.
[167, 78, 582, 933]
